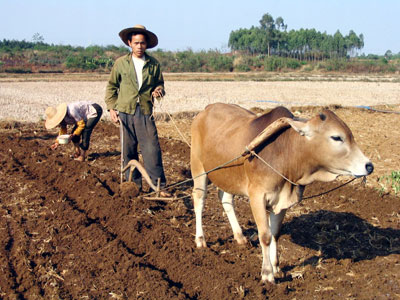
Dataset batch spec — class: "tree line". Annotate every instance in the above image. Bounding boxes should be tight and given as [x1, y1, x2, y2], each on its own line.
[0, 17, 399, 74]
[229, 13, 365, 60]
[0, 39, 235, 72]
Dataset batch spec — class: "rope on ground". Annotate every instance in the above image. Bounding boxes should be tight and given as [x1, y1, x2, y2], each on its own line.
[356, 105, 400, 115]
[141, 153, 244, 198]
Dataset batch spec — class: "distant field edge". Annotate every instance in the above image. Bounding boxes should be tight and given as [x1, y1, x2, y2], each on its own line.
[0, 72, 399, 83]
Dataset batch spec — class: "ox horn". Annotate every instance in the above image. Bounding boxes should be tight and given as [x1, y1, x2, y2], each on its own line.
[243, 117, 293, 155]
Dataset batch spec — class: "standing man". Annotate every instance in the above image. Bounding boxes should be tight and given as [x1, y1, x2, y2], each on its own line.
[105, 25, 170, 196]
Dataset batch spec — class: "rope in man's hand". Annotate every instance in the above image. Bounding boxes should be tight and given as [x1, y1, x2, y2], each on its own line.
[151, 93, 191, 148]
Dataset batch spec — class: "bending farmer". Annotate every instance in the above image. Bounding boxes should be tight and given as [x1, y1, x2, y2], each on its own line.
[45, 101, 103, 162]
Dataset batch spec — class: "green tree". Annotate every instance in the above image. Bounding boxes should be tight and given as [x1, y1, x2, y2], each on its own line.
[259, 13, 275, 56]
[228, 13, 364, 61]
[32, 33, 44, 44]
[385, 50, 393, 59]
[274, 16, 287, 55]
[334, 30, 347, 58]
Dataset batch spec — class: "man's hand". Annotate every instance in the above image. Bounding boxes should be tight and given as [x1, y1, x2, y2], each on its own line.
[109, 109, 119, 124]
[152, 87, 165, 99]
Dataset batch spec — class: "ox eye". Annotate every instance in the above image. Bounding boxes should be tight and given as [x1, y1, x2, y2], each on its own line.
[331, 135, 343, 142]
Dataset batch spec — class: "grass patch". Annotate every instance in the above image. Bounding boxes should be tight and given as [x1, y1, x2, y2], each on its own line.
[378, 171, 400, 196]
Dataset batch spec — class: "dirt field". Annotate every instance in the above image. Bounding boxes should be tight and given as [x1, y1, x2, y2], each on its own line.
[0, 75, 399, 299]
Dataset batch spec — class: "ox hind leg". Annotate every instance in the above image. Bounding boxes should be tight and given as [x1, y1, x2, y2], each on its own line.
[191, 162, 208, 248]
[219, 190, 247, 245]
[269, 209, 286, 275]
[249, 193, 275, 283]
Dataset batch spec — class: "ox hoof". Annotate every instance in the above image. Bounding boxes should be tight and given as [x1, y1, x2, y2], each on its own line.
[273, 265, 281, 274]
[195, 236, 207, 248]
[234, 233, 248, 246]
[273, 268, 285, 280]
[261, 274, 275, 285]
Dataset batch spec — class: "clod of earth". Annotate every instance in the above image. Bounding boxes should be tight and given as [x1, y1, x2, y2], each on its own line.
[119, 181, 140, 198]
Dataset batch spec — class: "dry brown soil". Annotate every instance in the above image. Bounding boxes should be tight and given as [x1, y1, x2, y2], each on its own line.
[0, 105, 399, 299]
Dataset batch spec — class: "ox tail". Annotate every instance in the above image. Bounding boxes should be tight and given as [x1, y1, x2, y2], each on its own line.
[217, 188, 223, 200]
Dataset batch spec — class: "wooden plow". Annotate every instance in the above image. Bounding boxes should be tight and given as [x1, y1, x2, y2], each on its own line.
[121, 159, 175, 201]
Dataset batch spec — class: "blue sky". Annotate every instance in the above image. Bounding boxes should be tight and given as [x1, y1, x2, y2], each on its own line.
[1, 0, 399, 55]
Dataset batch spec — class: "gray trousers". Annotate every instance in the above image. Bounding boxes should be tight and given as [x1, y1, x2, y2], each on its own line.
[119, 106, 166, 190]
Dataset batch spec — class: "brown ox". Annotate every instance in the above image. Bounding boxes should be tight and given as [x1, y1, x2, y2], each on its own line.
[190, 103, 373, 283]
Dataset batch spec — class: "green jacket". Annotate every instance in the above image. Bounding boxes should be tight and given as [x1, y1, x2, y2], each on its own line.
[105, 52, 164, 115]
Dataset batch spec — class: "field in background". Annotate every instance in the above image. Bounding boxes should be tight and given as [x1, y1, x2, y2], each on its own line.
[1, 71, 400, 82]
[1, 72, 400, 125]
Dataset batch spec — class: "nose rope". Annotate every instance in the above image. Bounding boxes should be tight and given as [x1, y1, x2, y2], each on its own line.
[248, 149, 365, 199]
[303, 177, 359, 200]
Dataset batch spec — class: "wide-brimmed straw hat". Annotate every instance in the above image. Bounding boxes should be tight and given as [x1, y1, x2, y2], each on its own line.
[119, 24, 158, 48]
[45, 103, 67, 129]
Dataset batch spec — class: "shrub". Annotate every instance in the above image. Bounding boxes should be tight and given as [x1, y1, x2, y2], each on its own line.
[324, 59, 346, 71]
[175, 50, 206, 72]
[263, 57, 301, 71]
[378, 171, 400, 196]
[65, 54, 113, 70]
[285, 58, 301, 69]
[208, 54, 233, 72]
[235, 64, 251, 72]
[5, 68, 32, 73]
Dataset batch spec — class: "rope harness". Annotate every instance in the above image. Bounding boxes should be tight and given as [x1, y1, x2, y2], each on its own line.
[248, 149, 298, 186]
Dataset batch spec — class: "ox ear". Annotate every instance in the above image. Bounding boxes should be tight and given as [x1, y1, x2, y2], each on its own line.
[287, 119, 312, 137]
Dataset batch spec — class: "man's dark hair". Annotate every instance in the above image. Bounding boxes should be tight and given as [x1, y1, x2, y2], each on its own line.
[128, 32, 148, 43]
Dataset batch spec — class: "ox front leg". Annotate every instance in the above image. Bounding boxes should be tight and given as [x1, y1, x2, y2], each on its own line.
[192, 173, 208, 248]
[249, 194, 275, 283]
[220, 191, 247, 245]
[269, 209, 286, 275]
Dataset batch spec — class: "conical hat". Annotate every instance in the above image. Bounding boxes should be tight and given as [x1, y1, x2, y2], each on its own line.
[45, 103, 67, 129]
